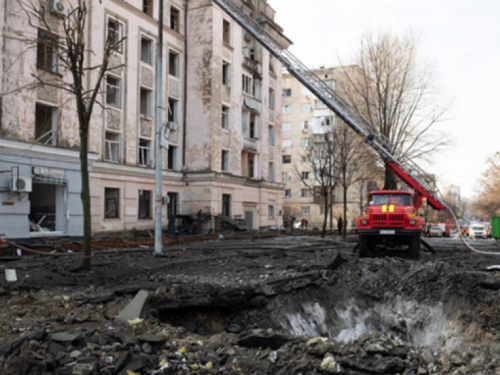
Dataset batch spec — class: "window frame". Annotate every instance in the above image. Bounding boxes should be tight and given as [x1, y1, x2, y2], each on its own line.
[107, 18, 124, 54]
[104, 131, 121, 163]
[268, 162, 274, 182]
[222, 105, 230, 130]
[106, 75, 122, 108]
[142, 0, 153, 16]
[268, 87, 275, 109]
[282, 88, 291, 97]
[104, 188, 120, 219]
[138, 138, 152, 167]
[301, 206, 310, 215]
[221, 149, 230, 172]
[170, 6, 180, 32]
[34, 103, 58, 146]
[283, 189, 291, 198]
[268, 200, 275, 219]
[169, 50, 180, 77]
[138, 189, 152, 219]
[168, 145, 178, 170]
[222, 194, 231, 217]
[282, 155, 291, 164]
[140, 36, 154, 65]
[222, 61, 231, 86]
[282, 105, 291, 115]
[268, 125, 274, 146]
[223, 19, 231, 45]
[140, 87, 153, 117]
[37, 29, 58, 73]
[301, 103, 311, 113]
[168, 98, 178, 125]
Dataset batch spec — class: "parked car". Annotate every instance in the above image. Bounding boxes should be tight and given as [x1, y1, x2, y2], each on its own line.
[429, 225, 443, 237]
[469, 224, 487, 239]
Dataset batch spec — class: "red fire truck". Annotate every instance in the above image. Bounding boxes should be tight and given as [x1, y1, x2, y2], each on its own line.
[356, 190, 422, 258]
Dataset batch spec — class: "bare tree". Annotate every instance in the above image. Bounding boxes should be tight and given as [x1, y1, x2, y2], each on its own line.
[15, 0, 124, 270]
[340, 30, 449, 189]
[473, 153, 500, 218]
[293, 132, 336, 237]
[331, 123, 371, 238]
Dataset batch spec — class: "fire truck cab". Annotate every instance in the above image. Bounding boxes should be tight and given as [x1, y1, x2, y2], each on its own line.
[356, 190, 422, 258]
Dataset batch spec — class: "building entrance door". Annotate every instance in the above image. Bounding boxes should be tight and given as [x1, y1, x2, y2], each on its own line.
[244, 211, 253, 230]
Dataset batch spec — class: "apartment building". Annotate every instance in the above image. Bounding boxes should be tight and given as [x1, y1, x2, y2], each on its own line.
[0, 0, 289, 239]
[281, 66, 364, 229]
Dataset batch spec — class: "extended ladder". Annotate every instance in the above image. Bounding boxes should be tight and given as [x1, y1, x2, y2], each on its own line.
[212, 0, 446, 210]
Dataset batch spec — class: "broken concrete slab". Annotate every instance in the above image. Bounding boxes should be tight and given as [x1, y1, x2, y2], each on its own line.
[114, 289, 149, 325]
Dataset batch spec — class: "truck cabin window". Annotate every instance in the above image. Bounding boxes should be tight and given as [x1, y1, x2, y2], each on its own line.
[369, 194, 411, 206]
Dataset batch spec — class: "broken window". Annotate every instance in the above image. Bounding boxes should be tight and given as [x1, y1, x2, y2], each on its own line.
[221, 149, 230, 171]
[249, 113, 257, 139]
[170, 6, 180, 32]
[140, 87, 153, 117]
[269, 56, 275, 74]
[268, 162, 274, 182]
[169, 50, 179, 77]
[247, 153, 255, 178]
[168, 145, 178, 170]
[222, 106, 230, 130]
[104, 188, 120, 218]
[141, 37, 153, 65]
[223, 19, 231, 45]
[282, 88, 291, 97]
[168, 98, 178, 124]
[268, 200, 275, 218]
[138, 190, 152, 219]
[301, 121, 309, 131]
[106, 75, 121, 107]
[282, 155, 291, 164]
[37, 29, 58, 73]
[107, 18, 123, 53]
[268, 88, 275, 109]
[104, 132, 120, 163]
[138, 138, 151, 167]
[35, 103, 57, 146]
[268, 125, 274, 146]
[301, 172, 309, 180]
[222, 194, 231, 217]
[167, 192, 178, 217]
[222, 61, 231, 86]
[143, 0, 153, 16]
[283, 189, 291, 198]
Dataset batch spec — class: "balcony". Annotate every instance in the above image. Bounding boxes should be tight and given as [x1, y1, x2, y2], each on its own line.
[243, 57, 261, 76]
[243, 137, 258, 152]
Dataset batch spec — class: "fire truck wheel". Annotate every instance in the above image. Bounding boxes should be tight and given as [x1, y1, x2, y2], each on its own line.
[358, 235, 369, 258]
[409, 236, 421, 259]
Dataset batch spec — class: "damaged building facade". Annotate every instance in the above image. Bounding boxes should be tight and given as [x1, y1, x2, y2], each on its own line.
[0, 0, 290, 239]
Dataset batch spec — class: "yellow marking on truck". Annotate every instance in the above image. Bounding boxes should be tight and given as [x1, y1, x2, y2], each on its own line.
[382, 205, 387, 212]
[389, 204, 395, 213]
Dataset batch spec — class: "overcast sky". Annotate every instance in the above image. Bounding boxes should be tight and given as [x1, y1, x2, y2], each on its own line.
[269, 0, 500, 199]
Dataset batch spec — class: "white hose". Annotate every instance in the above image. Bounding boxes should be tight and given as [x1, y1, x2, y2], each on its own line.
[446, 208, 500, 255]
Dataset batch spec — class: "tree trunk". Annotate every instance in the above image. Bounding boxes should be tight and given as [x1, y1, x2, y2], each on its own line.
[329, 189, 334, 230]
[80, 126, 92, 271]
[343, 186, 348, 239]
[384, 164, 397, 190]
[321, 193, 328, 238]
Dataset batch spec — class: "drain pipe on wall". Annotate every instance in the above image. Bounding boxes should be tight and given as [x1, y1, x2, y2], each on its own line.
[182, 0, 189, 166]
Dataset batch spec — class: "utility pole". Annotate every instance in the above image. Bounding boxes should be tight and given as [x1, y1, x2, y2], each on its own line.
[154, 0, 164, 255]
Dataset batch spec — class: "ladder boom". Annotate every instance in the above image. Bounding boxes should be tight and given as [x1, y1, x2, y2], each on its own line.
[212, 0, 448, 211]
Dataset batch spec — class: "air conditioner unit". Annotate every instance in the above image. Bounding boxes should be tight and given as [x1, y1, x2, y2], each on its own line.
[51, 0, 68, 17]
[11, 176, 32, 193]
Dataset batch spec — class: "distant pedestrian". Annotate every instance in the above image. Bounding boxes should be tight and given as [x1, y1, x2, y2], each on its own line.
[337, 216, 343, 235]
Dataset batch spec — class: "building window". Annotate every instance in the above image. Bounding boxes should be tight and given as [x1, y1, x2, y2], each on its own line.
[269, 56, 275, 74]
[301, 138, 310, 147]
[168, 98, 178, 124]
[282, 88, 291, 97]
[107, 18, 123, 53]
[222, 106, 230, 130]
[170, 6, 180, 32]
[242, 74, 253, 95]
[282, 155, 291, 164]
[167, 192, 178, 216]
[138, 190, 152, 219]
[104, 132, 120, 163]
[140, 37, 153, 65]
[283, 189, 291, 198]
[320, 206, 325, 215]
[301, 189, 311, 197]
[222, 194, 231, 217]
[282, 139, 292, 148]
[221, 150, 230, 171]
[169, 50, 179, 77]
[106, 76, 121, 108]
[301, 171, 310, 180]
[140, 88, 153, 117]
[282, 122, 292, 131]
[282, 172, 291, 181]
[168, 145, 178, 170]
[282, 105, 291, 115]
[268, 200, 275, 218]
[138, 138, 151, 166]
[35, 103, 58, 146]
[37, 30, 58, 73]
[268, 125, 274, 146]
[247, 153, 255, 177]
[104, 188, 120, 218]
[268, 88, 275, 109]
[302, 154, 311, 162]
[223, 19, 231, 44]
[268, 162, 274, 181]
[143, 0, 153, 16]
[301, 206, 310, 215]
[222, 62, 231, 86]
[301, 103, 311, 113]
[249, 113, 257, 139]
[301, 87, 310, 96]
[317, 99, 327, 109]
[301, 121, 309, 131]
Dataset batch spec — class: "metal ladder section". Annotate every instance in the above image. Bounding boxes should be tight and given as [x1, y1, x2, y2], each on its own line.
[212, 0, 447, 210]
